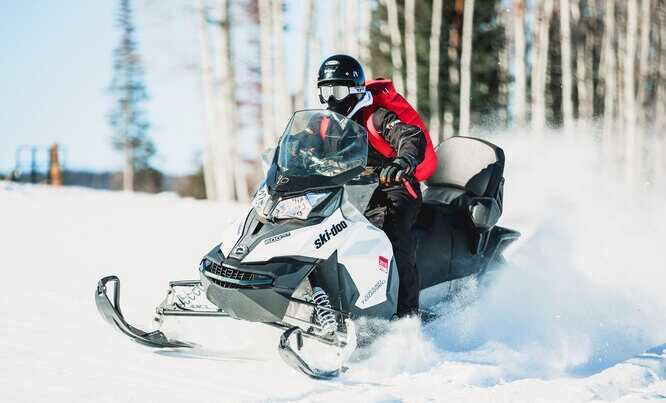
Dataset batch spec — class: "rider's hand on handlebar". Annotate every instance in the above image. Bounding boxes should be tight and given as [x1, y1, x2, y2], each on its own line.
[379, 157, 413, 186]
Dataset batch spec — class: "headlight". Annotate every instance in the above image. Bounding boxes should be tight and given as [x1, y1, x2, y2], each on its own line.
[272, 192, 330, 220]
[251, 184, 271, 218]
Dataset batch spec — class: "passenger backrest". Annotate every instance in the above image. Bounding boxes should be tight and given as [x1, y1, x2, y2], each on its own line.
[426, 136, 504, 198]
[423, 136, 505, 240]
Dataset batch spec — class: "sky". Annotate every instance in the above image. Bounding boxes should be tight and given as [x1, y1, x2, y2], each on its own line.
[0, 1, 360, 176]
[0, 1, 207, 175]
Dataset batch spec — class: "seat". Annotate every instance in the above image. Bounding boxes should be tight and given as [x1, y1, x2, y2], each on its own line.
[421, 136, 505, 253]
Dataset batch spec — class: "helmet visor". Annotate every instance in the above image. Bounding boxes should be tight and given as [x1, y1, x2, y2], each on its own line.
[319, 85, 364, 101]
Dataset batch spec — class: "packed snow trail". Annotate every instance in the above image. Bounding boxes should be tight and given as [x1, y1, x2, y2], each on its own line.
[1, 133, 665, 402]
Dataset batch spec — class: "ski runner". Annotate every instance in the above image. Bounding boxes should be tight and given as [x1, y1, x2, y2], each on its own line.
[316, 54, 437, 317]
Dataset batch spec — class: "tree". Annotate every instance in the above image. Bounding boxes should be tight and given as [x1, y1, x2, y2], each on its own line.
[108, 0, 154, 192]
[638, 0, 652, 125]
[512, 0, 527, 127]
[217, 0, 246, 201]
[603, 0, 617, 137]
[531, 0, 554, 132]
[459, 0, 475, 137]
[258, 0, 275, 149]
[384, 0, 405, 93]
[197, 0, 218, 199]
[428, 0, 443, 142]
[624, 0, 639, 181]
[405, 0, 418, 107]
[560, 0, 574, 130]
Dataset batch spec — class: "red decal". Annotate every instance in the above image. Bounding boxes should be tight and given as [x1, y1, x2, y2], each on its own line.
[378, 256, 389, 272]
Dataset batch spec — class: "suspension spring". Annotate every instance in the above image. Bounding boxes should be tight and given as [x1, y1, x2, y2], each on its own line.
[312, 287, 337, 334]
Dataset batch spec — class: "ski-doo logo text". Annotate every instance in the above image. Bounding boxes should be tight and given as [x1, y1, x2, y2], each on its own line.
[314, 221, 348, 249]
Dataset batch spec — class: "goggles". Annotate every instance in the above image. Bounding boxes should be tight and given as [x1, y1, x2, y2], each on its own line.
[318, 85, 365, 101]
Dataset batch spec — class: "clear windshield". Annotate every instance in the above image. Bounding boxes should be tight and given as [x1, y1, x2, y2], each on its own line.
[276, 110, 368, 177]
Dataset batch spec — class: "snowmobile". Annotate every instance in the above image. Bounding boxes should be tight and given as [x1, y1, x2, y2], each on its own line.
[95, 109, 519, 379]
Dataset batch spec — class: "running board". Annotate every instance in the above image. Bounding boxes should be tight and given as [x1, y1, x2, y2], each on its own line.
[95, 275, 195, 348]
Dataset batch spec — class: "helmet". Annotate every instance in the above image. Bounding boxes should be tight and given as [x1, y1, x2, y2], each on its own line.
[317, 54, 366, 116]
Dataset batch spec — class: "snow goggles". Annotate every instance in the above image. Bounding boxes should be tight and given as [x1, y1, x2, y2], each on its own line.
[318, 85, 365, 101]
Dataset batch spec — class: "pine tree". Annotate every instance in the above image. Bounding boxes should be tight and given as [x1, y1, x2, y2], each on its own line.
[108, 0, 154, 192]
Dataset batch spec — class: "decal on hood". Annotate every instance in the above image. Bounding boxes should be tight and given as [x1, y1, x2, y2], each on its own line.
[314, 220, 348, 249]
[263, 232, 291, 245]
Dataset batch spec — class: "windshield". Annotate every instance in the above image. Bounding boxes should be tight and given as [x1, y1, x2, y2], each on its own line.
[276, 110, 368, 178]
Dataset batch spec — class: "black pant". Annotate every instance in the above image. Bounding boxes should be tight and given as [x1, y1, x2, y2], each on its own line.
[365, 183, 422, 316]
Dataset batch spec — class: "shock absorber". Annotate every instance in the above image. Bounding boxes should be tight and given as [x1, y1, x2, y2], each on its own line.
[312, 287, 337, 334]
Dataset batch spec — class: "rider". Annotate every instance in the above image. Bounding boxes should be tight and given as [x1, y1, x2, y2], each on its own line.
[317, 54, 435, 317]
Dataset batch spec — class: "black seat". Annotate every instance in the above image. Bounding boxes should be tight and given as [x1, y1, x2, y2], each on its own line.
[423, 136, 504, 227]
[420, 136, 505, 255]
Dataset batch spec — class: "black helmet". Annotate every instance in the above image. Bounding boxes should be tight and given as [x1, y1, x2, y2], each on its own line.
[317, 54, 366, 116]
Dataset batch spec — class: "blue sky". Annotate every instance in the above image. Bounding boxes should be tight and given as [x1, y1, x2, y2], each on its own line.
[0, 1, 206, 175]
[0, 1, 357, 176]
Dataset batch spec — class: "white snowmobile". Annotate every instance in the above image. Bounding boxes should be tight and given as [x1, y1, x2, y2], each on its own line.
[95, 109, 519, 379]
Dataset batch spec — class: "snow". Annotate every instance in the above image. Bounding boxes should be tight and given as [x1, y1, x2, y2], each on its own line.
[1, 132, 665, 402]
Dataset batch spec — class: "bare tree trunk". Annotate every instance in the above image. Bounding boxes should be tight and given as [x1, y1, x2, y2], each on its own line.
[360, 0, 374, 78]
[296, 0, 314, 110]
[429, 0, 443, 143]
[658, 0, 666, 131]
[512, 0, 527, 127]
[197, 0, 218, 200]
[531, 0, 554, 132]
[560, 0, 574, 130]
[218, 0, 246, 201]
[272, 0, 291, 135]
[405, 0, 418, 107]
[603, 0, 617, 137]
[637, 0, 651, 125]
[572, 0, 594, 121]
[657, 0, 666, 181]
[459, 0, 475, 137]
[444, 2, 463, 138]
[344, 0, 360, 56]
[258, 0, 275, 150]
[385, 0, 405, 94]
[624, 0, 639, 182]
[498, 2, 510, 125]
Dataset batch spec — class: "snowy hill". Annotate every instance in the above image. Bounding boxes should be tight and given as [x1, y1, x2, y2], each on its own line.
[1, 133, 665, 402]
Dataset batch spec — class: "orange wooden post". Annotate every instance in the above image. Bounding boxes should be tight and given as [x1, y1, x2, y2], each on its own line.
[49, 144, 62, 186]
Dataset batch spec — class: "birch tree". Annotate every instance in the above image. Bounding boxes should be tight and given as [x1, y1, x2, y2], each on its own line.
[560, 0, 574, 130]
[360, 0, 374, 78]
[344, 0, 360, 56]
[429, 0, 443, 143]
[656, 0, 666, 179]
[444, 3, 463, 137]
[658, 0, 666, 131]
[258, 0, 275, 149]
[572, 0, 595, 121]
[296, 0, 314, 110]
[217, 0, 247, 201]
[603, 0, 617, 136]
[384, 0, 405, 94]
[531, 0, 554, 132]
[197, 0, 217, 199]
[512, 0, 527, 127]
[404, 0, 418, 107]
[272, 0, 291, 135]
[459, 0, 475, 137]
[624, 0, 638, 182]
[637, 0, 651, 125]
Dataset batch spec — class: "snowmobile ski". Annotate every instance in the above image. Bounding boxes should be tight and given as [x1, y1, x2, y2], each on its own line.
[95, 275, 195, 348]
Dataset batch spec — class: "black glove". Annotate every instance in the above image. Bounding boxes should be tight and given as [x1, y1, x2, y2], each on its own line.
[379, 157, 413, 186]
